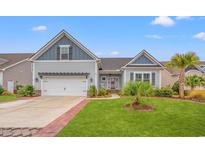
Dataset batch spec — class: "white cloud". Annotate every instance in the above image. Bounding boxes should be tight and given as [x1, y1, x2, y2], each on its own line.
[95, 52, 103, 56]
[176, 16, 192, 20]
[193, 32, 205, 41]
[145, 34, 163, 39]
[110, 51, 120, 56]
[151, 16, 175, 27]
[32, 26, 47, 31]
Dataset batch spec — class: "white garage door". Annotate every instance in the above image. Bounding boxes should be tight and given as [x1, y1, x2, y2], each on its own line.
[42, 76, 87, 96]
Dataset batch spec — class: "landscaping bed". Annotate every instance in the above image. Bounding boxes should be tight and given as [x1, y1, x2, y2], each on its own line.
[58, 97, 205, 137]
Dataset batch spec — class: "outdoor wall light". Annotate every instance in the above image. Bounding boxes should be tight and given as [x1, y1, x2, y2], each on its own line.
[90, 78, 93, 83]
[35, 78, 39, 82]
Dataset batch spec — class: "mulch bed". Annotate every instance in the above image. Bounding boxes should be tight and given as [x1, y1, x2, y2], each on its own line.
[151, 96, 205, 104]
[124, 102, 154, 112]
[89, 94, 112, 98]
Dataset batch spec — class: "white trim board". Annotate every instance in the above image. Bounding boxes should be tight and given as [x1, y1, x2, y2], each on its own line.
[32, 60, 96, 63]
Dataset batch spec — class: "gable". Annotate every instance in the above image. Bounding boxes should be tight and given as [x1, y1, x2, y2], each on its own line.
[131, 54, 154, 64]
[30, 30, 98, 61]
[123, 50, 164, 68]
[38, 36, 93, 60]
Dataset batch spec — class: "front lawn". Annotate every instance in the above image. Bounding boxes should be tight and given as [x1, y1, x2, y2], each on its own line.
[0, 95, 17, 103]
[58, 97, 205, 137]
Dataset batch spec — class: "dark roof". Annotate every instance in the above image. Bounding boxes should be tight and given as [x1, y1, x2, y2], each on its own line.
[0, 53, 33, 69]
[100, 58, 205, 73]
[100, 58, 132, 70]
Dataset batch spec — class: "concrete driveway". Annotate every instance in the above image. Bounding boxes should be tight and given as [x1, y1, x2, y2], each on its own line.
[0, 96, 85, 128]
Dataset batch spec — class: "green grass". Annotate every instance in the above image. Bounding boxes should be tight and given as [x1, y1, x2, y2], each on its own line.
[0, 95, 17, 103]
[58, 97, 205, 137]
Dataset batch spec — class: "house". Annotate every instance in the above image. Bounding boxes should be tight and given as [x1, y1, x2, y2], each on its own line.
[29, 30, 166, 96]
[0, 53, 33, 92]
[0, 30, 205, 96]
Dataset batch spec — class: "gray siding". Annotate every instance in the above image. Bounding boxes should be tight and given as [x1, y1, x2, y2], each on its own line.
[3, 61, 32, 90]
[38, 36, 93, 60]
[123, 68, 161, 88]
[131, 55, 154, 64]
[33, 61, 96, 90]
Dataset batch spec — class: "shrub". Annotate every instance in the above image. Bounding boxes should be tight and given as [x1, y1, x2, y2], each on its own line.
[122, 81, 153, 96]
[122, 81, 139, 96]
[98, 87, 108, 96]
[154, 86, 173, 97]
[185, 75, 205, 90]
[0, 86, 4, 95]
[88, 85, 97, 97]
[16, 85, 23, 91]
[138, 82, 154, 96]
[172, 81, 179, 94]
[17, 85, 34, 96]
[188, 90, 205, 102]
[2, 90, 14, 96]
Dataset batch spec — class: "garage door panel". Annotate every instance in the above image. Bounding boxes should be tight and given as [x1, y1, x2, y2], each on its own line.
[42, 76, 87, 96]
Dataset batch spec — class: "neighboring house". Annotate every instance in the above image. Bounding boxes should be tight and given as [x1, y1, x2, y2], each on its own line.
[0, 53, 33, 92]
[0, 29, 205, 96]
[161, 61, 205, 90]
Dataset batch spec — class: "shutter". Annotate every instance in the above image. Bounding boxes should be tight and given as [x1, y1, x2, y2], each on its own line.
[69, 46, 73, 60]
[152, 72, 155, 86]
[130, 72, 134, 81]
[57, 46, 60, 60]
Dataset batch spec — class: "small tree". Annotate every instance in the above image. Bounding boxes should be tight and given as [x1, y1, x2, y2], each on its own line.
[186, 75, 205, 90]
[166, 52, 199, 98]
[133, 82, 153, 105]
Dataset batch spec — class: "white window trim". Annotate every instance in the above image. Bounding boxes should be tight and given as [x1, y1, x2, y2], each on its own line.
[59, 45, 70, 60]
[133, 72, 152, 84]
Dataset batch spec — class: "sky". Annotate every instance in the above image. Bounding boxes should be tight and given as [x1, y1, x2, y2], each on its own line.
[0, 16, 205, 61]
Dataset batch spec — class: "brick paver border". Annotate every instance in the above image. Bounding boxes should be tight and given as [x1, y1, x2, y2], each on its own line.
[32, 99, 90, 137]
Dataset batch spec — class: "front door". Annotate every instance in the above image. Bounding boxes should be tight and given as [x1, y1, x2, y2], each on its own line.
[108, 77, 119, 90]
[7, 80, 14, 93]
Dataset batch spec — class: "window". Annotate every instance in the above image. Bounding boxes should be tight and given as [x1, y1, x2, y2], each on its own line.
[101, 76, 107, 81]
[60, 45, 70, 60]
[135, 73, 142, 82]
[143, 73, 150, 83]
[130, 72, 152, 84]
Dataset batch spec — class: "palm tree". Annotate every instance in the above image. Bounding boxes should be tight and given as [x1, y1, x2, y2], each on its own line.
[185, 75, 203, 90]
[166, 52, 199, 98]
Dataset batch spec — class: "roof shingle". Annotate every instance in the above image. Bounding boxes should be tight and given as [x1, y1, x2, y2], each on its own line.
[0, 53, 33, 69]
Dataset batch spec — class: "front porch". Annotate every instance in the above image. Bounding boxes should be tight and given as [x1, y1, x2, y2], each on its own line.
[99, 70, 122, 92]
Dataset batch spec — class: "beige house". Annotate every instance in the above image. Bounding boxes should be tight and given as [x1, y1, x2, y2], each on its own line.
[0, 53, 33, 92]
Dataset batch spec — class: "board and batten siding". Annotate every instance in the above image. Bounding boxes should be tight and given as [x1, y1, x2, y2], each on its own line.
[33, 61, 96, 90]
[131, 55, 154, 64]
[38, 36, 93, 60]
[123, 68, 161, 88]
